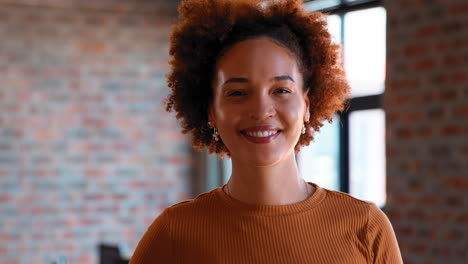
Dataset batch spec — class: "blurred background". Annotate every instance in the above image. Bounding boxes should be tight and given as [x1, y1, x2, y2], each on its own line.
[0, 0, 466, 263]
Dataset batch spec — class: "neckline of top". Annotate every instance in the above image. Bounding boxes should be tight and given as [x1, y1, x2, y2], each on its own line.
[214, 182, 327, 216]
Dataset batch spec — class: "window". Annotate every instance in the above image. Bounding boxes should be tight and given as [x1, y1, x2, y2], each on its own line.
[349, 109, 386, 206]
[298, 116, 340, 191]
[299, 0, 386, 207]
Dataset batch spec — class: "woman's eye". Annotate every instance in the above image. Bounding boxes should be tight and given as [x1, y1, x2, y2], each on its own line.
[275, 88, 291, 94]
[228, 90, 245, 97]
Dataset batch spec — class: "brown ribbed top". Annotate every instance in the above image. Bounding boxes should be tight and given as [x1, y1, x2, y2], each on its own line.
[130, 182, 403, 263]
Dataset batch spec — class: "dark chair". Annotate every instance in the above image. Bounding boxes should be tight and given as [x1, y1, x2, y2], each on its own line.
[99, 244, 129, 264]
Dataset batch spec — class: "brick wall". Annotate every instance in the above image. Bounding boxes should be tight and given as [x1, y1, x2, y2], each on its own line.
[385, 0, 468, 263]
[0, 1, 192, 264]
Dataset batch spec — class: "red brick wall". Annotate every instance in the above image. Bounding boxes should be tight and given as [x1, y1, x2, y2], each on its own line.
[385, 0, 468, 263]
[0, 1, 192, 264]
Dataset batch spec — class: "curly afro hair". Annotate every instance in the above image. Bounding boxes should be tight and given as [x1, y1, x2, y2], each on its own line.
[165, 0, 350, 157]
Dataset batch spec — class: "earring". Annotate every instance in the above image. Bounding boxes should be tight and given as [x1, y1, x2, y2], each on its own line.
[302, 111, 310, 135]
[208, 122, 219, 141]
[213, 127, 220, 141]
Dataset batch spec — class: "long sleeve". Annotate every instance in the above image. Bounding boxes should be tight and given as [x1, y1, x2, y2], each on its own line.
[367, 203, 403, 264]
[129, 208, 172, 264]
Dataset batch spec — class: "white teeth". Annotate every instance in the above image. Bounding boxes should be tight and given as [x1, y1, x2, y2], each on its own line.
[245, 130, 278, 138]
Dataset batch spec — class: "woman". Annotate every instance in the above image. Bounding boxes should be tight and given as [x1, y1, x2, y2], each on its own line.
[130, 0, 403, 263]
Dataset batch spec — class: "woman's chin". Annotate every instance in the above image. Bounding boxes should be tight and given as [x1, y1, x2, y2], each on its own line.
[236, 151, 285, 167]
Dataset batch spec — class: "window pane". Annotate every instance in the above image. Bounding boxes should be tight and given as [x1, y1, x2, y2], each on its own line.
[344, 7, 386, 97]
[298, 117, 340, 191]
[327, 15, 341, 45]
[349, 109, 386, 207]
[207, 152, 223, 190]
[344, 0, 368, 3]
[222, 158, 232, 184]
[304, 0, 340, 12]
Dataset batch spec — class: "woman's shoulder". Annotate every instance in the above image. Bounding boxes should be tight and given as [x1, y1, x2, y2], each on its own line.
[165, 187, 222, 215]
[318, 187, 402, 262]
[319, 186, 392, 226]
[322, 187, 373, 206]
[319, 186, 377, 215]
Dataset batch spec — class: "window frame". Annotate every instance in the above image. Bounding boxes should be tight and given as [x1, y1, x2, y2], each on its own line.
[304, 0, 385, 194]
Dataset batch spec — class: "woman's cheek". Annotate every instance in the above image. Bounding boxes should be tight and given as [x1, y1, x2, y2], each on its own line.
[283, 99, 303, 120]
[214, 101, 231, 123]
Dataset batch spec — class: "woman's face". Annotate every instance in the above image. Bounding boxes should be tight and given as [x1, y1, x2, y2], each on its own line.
[210, 37, 309, 166]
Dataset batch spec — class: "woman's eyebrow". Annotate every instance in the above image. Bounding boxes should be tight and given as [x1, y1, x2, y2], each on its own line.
[223, 75, 294, 85]
[223, 77, 248, 85]
[271, 75, 295, 83]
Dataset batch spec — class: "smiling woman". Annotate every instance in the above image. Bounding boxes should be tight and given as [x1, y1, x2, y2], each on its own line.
[130, 0, 403, 263]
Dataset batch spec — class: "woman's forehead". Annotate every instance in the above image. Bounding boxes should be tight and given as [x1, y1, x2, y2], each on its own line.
[214, 38, 302, 85]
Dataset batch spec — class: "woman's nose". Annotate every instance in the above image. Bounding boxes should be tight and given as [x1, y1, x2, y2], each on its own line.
[247, 94, 276, 121]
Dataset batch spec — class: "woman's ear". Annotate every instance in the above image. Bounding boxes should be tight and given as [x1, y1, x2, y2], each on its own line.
[303, 88, 310, 122]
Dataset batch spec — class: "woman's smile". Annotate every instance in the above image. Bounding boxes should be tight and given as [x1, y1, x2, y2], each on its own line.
[240, 126, 283, 144]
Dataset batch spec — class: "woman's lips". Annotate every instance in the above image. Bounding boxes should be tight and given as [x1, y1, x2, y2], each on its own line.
[240, 130, 282, 144]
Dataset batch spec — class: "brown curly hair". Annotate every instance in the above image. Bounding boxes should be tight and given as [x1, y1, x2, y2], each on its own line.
[165, 0, 350, 157]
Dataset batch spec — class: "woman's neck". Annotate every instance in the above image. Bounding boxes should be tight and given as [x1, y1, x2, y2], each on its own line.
[224, 154, 314, 206]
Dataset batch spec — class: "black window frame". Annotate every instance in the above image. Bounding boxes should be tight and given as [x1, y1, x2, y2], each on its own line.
[304, 0, 385, 193]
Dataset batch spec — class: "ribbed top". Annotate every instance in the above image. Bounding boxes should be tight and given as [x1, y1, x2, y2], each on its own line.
[214, 182, 327, 216]
[130, 182, 403, 264]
